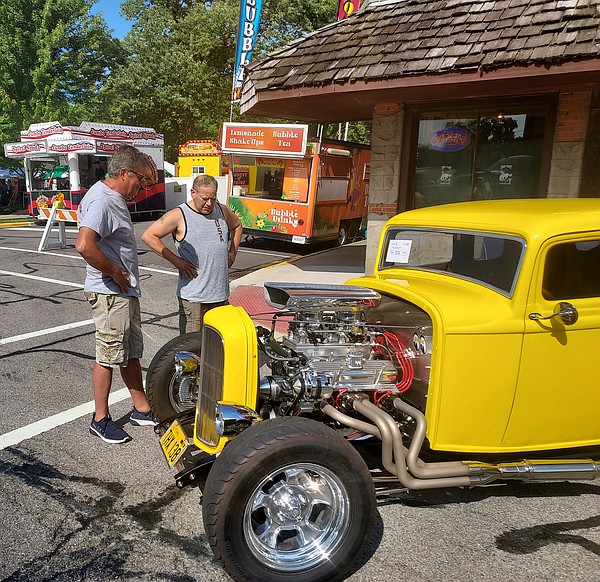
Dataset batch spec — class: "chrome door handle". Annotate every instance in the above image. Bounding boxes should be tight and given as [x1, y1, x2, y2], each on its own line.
[529, 302, 578, 325]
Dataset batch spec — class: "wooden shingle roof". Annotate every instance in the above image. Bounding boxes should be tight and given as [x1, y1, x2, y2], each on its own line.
[240, 0, 600, 121]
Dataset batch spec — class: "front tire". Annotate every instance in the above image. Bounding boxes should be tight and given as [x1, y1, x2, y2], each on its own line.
[202, 416, 375, 582]
[145, 332, 201, 423]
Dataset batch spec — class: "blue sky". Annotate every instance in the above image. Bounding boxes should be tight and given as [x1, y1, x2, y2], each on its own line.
[90, 0, 132, 39]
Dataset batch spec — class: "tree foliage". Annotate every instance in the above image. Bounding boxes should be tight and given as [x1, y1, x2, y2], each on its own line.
[1, 0, 364, 169]
[0, 0, 123, 167]
[109, 0, 338, 161]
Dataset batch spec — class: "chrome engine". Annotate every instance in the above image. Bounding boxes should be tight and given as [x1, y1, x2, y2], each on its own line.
[256, 282, 432, 418]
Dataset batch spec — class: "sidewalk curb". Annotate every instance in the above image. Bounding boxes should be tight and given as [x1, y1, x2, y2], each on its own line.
[0, 219, 36, 228]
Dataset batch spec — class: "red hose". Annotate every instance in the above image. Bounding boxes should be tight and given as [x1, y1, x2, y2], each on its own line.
[373, 332, 414, 393]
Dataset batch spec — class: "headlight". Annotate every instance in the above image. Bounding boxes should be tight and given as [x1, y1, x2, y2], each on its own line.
[215, 403, 261, 437]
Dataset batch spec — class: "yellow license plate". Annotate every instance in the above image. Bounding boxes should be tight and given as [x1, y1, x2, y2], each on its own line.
[160, 420, 189, 467]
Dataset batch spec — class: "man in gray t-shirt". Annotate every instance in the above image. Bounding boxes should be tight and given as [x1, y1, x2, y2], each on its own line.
[76, 145, 158, 444]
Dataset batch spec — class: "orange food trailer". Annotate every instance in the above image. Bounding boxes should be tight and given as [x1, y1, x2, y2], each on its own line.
[221, 123, 370, 245]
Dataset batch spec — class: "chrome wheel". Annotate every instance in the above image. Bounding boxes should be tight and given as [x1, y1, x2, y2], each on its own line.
[166, 372, 197, 412]
[203, 416, 375, 581]
[244, 463, 349, 571]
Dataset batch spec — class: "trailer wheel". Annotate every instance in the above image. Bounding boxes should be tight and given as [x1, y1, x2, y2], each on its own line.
[337, 224, 348, 246]
[348, 220, 359, 243]
[203, 416, 375, 582]
[145, 332, 201, 424]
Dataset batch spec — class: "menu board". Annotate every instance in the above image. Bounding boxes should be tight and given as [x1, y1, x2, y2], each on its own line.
[282, 159, 309, 202]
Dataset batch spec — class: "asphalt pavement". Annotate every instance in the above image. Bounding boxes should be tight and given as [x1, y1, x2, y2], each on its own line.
[0, 216, 600, 582]
[0, 209, 370, 314]
[1, 216, 599, 582]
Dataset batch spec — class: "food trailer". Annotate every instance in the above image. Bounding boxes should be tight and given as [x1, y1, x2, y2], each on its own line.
[221, 123, 370, 245]
[176, 139, 228, 177]
[3, 121, 166, 218]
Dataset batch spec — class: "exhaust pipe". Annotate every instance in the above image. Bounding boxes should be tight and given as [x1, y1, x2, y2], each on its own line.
[321, 398, 600, 490]
[323, 400, 472, 490]
[392, 397, 600, 484]
[468, 459, 600, 485]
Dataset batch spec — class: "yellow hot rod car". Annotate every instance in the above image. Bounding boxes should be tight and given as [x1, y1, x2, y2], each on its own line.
[146, 198, 600, 582]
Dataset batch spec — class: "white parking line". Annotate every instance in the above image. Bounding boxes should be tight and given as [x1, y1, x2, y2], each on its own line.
[0, 246, 177, 275]
[0, 319, 94, 345]
[0, 388, 130, 450]
[0, 270, 84, 287]
[0, 226, 78, 233]
[140, 266, 177, 275]
[0, 245, 84, 259]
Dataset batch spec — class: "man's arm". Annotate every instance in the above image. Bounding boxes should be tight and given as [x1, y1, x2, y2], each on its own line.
[75, 226, 131, 293]
[141, 210, 199, 279]
[224, 206, 243, 267]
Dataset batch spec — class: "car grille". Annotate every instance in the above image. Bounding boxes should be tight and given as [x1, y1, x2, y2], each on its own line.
[196, 326, 224, 447]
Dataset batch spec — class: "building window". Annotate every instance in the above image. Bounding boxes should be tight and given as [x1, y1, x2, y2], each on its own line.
[406, 97, 555, 209]
[192, 165, 206, 174]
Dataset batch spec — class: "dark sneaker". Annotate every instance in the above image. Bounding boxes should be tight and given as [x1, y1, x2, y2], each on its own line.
[130, 407, 158, 427]
[89, 415, 131, 444]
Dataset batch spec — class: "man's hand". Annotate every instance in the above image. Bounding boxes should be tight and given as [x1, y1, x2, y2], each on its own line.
[76, 226, 132, 293]
[228, 247, 237, 268]
[113, 270, 133, 294]
[174, 256, 199, 279]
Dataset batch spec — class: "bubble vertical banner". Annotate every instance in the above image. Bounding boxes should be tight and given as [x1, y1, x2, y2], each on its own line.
[231, 0, 263, 104]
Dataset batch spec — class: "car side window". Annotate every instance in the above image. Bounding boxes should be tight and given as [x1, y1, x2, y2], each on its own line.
[542, 240, 600, 300]
[381, 228, 523, 296]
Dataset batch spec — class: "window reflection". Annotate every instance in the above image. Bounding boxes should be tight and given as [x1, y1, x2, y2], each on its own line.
[414, 108, 546, 208]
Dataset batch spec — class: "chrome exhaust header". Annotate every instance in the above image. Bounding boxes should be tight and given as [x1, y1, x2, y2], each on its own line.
[322, 397, 600, 490]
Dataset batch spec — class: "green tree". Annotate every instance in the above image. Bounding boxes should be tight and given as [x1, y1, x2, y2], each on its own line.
[0, 0, 122, 167]
[109, 0, 338, 161]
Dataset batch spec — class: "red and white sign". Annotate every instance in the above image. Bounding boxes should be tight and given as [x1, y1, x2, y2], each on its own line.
[338, 0, 361, 20]
[221, 123, 309, 157]
[38, 207, 78, 222]
[48, 140, 96, 154]
[4, 142, 48, 157]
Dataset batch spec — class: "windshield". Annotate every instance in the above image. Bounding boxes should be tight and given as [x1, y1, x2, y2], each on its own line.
[380, 228, 525, 296]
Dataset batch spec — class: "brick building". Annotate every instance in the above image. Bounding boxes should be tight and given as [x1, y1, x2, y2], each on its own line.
[239, 0, 600, 268]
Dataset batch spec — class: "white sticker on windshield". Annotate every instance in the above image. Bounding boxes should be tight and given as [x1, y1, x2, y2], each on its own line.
[386, 239, 412, 263]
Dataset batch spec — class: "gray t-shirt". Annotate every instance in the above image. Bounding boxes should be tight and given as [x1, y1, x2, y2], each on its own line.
[77, 181, 140, 297]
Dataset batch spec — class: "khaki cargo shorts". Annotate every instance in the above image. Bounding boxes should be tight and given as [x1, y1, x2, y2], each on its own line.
[178, 297, 229, 335]
[84, 292, 143, 368]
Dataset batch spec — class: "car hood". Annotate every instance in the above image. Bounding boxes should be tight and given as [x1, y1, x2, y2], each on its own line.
[347, 271, 525, 335]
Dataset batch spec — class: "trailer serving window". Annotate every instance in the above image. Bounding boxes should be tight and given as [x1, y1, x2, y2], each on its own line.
[231, 155, 311, 202]
[318, 150, 353, 202]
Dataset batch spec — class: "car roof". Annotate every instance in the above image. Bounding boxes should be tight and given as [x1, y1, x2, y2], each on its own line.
[385, 199, 600, 241]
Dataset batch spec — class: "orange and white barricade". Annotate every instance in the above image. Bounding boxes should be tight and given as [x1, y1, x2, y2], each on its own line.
[37, 206, 79, 251]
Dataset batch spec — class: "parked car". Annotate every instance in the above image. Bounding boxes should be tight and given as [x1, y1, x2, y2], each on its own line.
[147, 198, 600, 582]
[415, 154, 541, 205]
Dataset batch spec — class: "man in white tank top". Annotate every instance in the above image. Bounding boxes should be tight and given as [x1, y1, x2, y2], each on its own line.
[142, 174, 242, 334]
